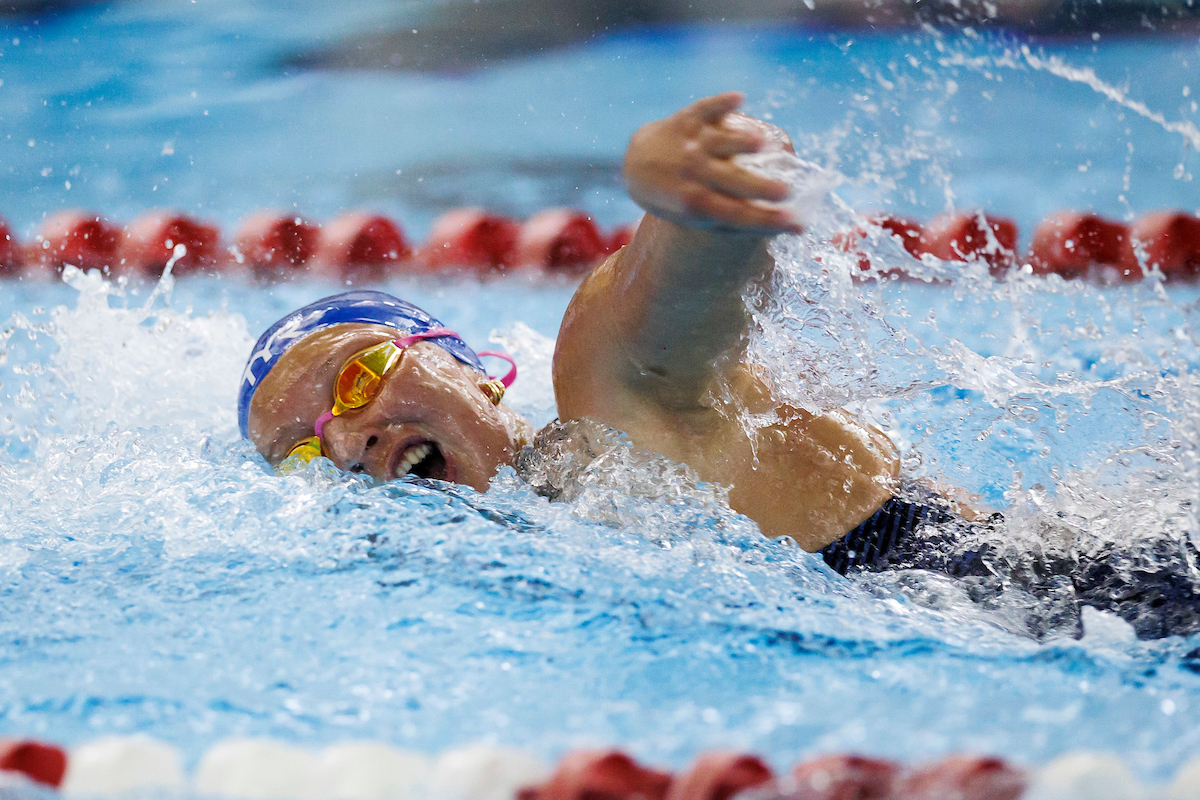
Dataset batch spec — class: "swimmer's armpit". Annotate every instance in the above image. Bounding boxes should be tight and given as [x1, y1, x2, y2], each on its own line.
[622, 92, 803, 235]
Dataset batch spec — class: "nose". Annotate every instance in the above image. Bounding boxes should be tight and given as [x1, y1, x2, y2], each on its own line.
[322, 417, 386, 477]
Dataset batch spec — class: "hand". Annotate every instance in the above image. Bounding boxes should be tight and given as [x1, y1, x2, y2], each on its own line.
[622, 92, 802, 235]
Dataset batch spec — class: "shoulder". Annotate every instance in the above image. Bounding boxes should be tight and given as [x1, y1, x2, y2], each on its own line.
[552, 251, 626, 413]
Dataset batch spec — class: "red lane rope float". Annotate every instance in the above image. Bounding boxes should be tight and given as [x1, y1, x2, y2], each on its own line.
[313, 213, 413, 282]
[0, 735, 1034, 800]
[519, 750, 1028, 800]
[234, 212, 321, 276]
[0, 738, 68, 788]
[895, 756, 1026, 800]
[0, 217, 21, 276]
[518, 751, 673, 800]
[835, 214, 924, 278]
[919, 212, 1019, 274]
[1129, 211, 1200, 280]
[510, 209, 607, 272]
[874, 215, 924, 259]
[3, 206, 1196, 284]
[421, 208, 520, 272]
[838, 212, 1019, 279]
[29, 210, 124, 274]
[664, 752, 773, 800]
[120, 212, 223, 277]
[791, 754, 900, 799]
[1029, 212, 1133, 281]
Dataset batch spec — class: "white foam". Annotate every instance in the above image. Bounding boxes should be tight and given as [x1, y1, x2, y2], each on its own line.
[488, 321, 558, 429]
[47, 266, 248, 438]
[1080, 606, 1139, 646]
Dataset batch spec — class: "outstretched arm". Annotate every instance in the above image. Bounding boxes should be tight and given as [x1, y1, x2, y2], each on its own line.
[553, 93, 905, 548]
[555, 93, 800, 419]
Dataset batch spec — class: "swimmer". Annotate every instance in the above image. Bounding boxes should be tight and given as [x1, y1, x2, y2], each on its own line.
[239, 93, 989, 580]
[242, 93, 1200, 634]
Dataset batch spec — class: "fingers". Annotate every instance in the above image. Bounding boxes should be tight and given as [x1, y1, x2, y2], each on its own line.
[688, 92, 744, 123]
[699, 125, 763, 159]
[627, 92, 802, 234]
[694, 159, 791, 203]
[680, 184, 802, 234]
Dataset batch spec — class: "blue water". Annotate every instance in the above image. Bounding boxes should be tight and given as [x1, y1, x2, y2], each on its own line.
[3, 0, 1200, 787]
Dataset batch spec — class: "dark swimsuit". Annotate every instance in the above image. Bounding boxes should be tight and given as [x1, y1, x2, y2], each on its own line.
[819, 491, 1200, 641]
[818, 493, 993, 578]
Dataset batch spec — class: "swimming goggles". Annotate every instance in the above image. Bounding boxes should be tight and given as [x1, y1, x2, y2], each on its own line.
[277, 327, 516, 474]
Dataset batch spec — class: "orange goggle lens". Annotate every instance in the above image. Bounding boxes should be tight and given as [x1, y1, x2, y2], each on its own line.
[332, 341, 404, 415]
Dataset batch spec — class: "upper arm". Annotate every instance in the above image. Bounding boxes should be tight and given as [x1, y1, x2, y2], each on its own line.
[554, 216, 777, 423]
[552, 250, 640, 423]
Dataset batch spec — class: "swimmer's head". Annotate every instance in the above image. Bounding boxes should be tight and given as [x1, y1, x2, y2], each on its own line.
[240, 291, 532, 490]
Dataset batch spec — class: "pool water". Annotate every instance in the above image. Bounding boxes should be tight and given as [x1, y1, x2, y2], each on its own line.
[3, 0, 1200, 788]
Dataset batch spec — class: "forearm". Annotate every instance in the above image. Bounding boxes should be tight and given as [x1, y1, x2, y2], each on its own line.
[555, 93, 799, 420]
[611, 214, 775, 406]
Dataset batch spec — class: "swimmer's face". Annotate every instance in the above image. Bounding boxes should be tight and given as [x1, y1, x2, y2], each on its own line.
[248, 323, 533, 492]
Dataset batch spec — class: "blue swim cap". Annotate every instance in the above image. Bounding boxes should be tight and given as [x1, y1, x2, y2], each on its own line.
[238, 290, 486, 438]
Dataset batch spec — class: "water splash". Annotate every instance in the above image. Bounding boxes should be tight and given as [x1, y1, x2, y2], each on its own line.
[487, 322, 558, 429]
[1014, 46, 1200, 152]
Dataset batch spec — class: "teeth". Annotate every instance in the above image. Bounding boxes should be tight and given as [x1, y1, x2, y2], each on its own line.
[394, 443, 433, 478]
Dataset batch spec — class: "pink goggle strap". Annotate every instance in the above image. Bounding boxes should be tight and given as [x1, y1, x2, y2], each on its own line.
[398, 328, 517, 386]
[393, 327, 458, 349]
[477, 350, 517, 388]
[314, 409, 335, 439]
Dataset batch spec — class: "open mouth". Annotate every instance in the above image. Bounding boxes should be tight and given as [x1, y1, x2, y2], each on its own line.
[394, 441, 448, 481]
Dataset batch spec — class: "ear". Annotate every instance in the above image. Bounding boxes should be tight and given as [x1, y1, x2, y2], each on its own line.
[478, 378, 506, 405]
